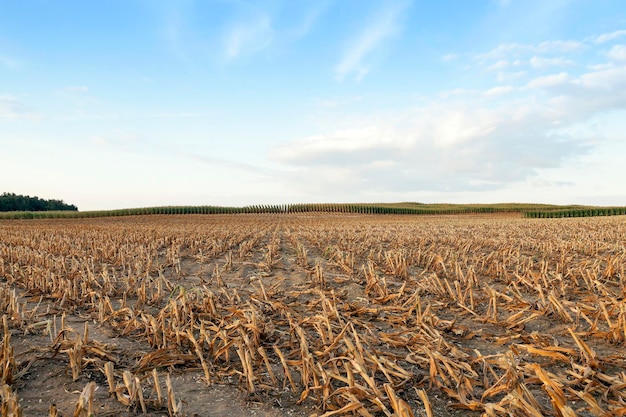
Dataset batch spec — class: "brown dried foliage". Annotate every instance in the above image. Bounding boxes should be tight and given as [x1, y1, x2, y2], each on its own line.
[0, 214, 626, 416]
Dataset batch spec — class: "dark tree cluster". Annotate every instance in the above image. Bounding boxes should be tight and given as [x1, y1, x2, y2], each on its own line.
[0, 192, 78, 212]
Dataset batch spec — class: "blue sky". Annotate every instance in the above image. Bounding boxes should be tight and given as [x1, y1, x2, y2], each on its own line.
[2, 0, 626, 210]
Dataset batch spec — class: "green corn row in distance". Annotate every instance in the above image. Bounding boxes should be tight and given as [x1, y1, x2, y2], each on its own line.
[3, 203, 624, 220]
[524, 207, 626, 218]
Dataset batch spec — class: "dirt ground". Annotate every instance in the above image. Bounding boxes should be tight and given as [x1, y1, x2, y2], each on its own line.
[1, 213, 626, 416]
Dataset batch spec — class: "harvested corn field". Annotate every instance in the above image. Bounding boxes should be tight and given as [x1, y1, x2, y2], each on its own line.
[1, 213, 626, 416]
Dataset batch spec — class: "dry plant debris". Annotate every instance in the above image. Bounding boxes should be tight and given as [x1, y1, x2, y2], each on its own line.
[1, 213, 626, 416]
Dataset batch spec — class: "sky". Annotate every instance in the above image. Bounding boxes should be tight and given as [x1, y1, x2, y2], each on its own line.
[1, 0, 626, 210]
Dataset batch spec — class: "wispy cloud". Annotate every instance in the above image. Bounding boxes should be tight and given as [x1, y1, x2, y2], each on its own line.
[286, 1, 329, 41]
[55, 112, 119, 122]
[189, 153, 277, 178]
[151, 2, 326, 63]
[476, 40, 584, 63]
[0, 95, 36, 120]
[57, 110, 204, 122]
[150, 0, 194, 58]
[470, 37, 590, 83]
[224, 14, 275, 59]
[91, 132, 140, 147]
[493, 0, 511, 6]
[334, 0, 411, 81]
[221, 2, 331, 60]
[536, 40, 585, 53]
[0, 55, 20, 69]
[593, 29, 626, 44]
[64, 86, 89, 93]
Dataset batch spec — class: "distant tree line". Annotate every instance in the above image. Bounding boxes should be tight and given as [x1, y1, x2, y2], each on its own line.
[0, 192, 78, 212]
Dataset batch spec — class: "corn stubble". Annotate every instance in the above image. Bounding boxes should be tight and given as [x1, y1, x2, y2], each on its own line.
[1, 214, 626, 416]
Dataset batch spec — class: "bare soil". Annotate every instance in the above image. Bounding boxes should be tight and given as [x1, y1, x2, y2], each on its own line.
[1, 213, 626, 416]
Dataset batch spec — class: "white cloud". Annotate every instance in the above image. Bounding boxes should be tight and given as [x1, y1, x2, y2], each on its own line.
[474, 38, 589, 88]
[594, 29, 626, 44]
[526, 72, 570, 88]
[484, 85, 515, 96]
[476, 43, 527, 61]
[608, 45, 626, 61]
[430, 107, 497, 148]
[588, 63, 614, 71]
[477, 40, 584, 64]
[578, 66, 626, 90]
[273, 57, 626, 195]
[438, 88, 471, 98]
[368, 160, 397, 169]
[529, 56, 573, 68]
[487, 60, 511, 71]
[275, 101, 505, 170]
[273, 125, 407, 162]
[536, 40, 584, 53]
[224, 14, 274, 59]
[334, 0, 410, 81]
[496, 70, 527, 82]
